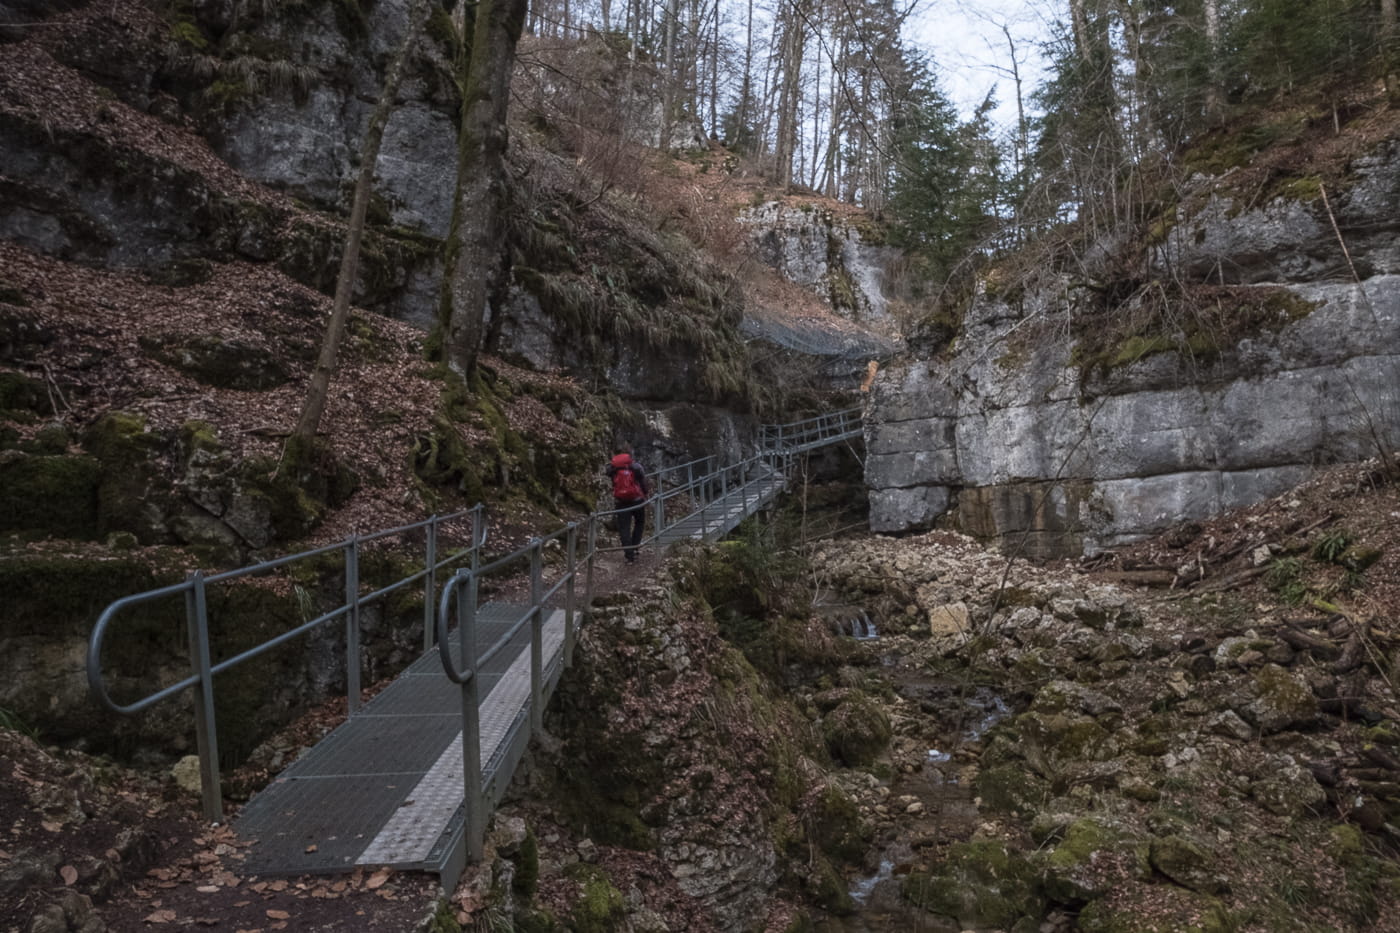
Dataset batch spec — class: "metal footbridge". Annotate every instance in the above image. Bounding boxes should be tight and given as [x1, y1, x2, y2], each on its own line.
[86, 407, 861, 885]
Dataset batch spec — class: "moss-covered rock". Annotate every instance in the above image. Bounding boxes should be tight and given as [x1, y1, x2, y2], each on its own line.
[513, 828, 539, 898]
[568, 864, 626, 933]
[1015, 710, 1113, 764]
[904, 839, 1044, 928]
[24, 422, 72, 455]
[975, 763, 1049, 817]
[233, 438, 359, 546]
[1249, 754, 1325, 817]
[1239, 664, 1317, 734]
[0, 452, 101, 537]
[808, 783, 867, 864]
[84, 411, 170, 543]
[1042, 817, 1148, 904]
[1077, 886, 1234, 933]
[1149, 835, 1224, 894]
[1340, 545, 1383, 573]
[140, 333, 291, 390]
[821, 693, 891, 766]
[513, 908, 558, 933]
[808, 854, 855, 914]
[0, 369, 51, 417]
[0, 545, 305, 763]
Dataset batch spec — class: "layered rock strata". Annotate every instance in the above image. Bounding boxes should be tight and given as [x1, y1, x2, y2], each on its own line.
[867, 171, 1400, 554]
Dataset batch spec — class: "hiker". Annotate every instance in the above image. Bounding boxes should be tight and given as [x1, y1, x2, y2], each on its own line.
[607, 444, 651, 563]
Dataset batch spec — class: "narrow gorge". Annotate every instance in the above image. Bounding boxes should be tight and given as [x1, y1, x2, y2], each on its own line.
[3, 0, 1400, 930]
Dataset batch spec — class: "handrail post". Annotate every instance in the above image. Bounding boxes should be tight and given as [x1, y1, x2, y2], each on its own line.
[185, 571, 223, 823]
[701, 484, 712, 540]
[652, 491, 664, 547]
[345, 536, 361, 715]
[585, 517, 598, 607]
[529, 539, 544, 737]
[456, 570, 484, 862]
[423, 515, 438, 652]
[471, 504, 484, 573]
[564, 523, 578, 667]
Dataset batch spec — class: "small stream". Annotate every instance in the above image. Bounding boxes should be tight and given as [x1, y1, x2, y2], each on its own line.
[818, 656, 1014, 932]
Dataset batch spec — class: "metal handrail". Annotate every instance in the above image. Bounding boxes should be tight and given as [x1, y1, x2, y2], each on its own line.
[431, 448, 798, 861]
[759, 406, 862, 451]
[86, 504, 487, 820]
[86, 405, 862, 846]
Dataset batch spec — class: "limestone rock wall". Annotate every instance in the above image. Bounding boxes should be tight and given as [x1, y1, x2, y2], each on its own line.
[866, 166, 1400, 554]
[740, 202, 900, 333]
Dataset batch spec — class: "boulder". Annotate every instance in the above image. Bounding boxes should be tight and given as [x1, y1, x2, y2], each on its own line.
[1250, 755, 1326, 817]
[1043, 817, 1148, 903]
[1149, 835, 1225, 894]
[822, 694, 892, 767]
[903, 839, 1044, 928]
[926, 602, 971, 644]
[1238, 664, 1318, 734]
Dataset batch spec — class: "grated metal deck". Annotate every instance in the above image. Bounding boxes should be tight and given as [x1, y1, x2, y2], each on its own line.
[656, 475, 786, 546]
[236, 605, 565, 877]
[235, 475, 780, 880]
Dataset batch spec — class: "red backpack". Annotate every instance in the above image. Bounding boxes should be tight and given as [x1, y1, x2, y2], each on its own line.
[611, 454, 643, 502]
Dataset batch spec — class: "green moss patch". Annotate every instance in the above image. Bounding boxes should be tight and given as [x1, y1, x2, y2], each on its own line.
[0, 454, 101, 537]
[821, 694, 891, 767]
[1073, 282, 1319, 383]
[904, 839, 1044, 928]
[85, 411, 171, 542]
[0, 370, 51, 417]
[975, 763, 1049, 817]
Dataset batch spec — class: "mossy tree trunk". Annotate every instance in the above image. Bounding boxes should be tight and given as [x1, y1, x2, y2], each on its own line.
[294, 0, 430, 444]
[440, 0, 529, 378]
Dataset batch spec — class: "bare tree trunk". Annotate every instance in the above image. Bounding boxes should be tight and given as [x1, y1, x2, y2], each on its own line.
[810, 11, 822, 189]
[736, 0, 754, 143]
[757, 15, 781, 157]
[821, 30, 843, 197]
[294, 0, 428, 443]
[709, 0, 719, 135]
[442, 0, 530, 377]
[1001, 23, 1027, 245]
[1068, 0, 1091, 66]
[659, 0, 681, 147]
[1382, 0, 1397, 95]
[1203, 0, 1224, 123]
[773, 2, 805, 188]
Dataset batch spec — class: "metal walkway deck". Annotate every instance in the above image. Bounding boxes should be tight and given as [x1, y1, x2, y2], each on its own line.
[656, 469, 787, 546]
[91, 407, 865, 887]
[236, 606, 564, 879]
[232, 472, 784, 880]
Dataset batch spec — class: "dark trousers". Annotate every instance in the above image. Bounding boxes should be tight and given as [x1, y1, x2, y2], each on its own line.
[618, 501, 646, 561]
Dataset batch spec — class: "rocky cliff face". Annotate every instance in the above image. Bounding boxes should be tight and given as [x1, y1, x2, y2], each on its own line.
[740, 201, 901, 334]
[865, 148, 1400, 556]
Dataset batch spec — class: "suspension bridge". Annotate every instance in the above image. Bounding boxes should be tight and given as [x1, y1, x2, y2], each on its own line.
[86, 407, 862, 887]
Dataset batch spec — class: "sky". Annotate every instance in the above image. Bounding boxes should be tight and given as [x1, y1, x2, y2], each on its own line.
[906, 0, 1057, 129]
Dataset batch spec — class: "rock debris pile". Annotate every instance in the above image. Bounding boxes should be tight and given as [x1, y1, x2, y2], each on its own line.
[811, 510, 1400, 932]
